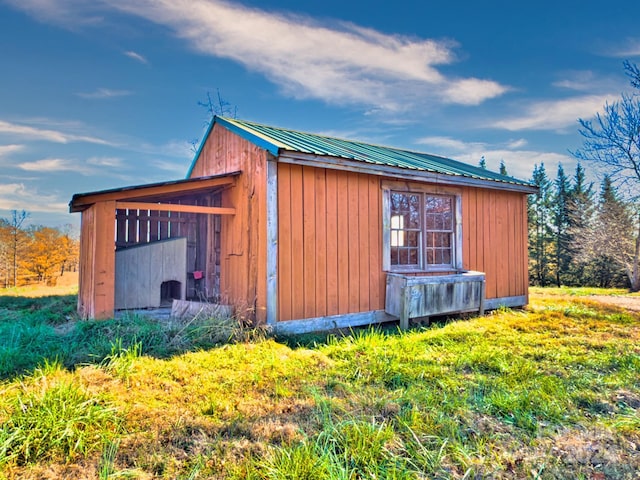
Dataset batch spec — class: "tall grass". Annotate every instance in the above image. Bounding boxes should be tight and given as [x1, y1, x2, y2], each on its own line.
[0, 372, 120, 465]
[1, 287, 639, 478]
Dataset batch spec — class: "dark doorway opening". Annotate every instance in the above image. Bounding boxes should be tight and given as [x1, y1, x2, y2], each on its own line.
[160, 280, 182, 306]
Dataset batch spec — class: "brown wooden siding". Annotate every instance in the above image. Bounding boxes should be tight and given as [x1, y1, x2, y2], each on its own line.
[77, 201, 116, 319]
[461, 186, 527, 300]
[277, 164, 384, 321]
[277, 170, 529, 322]
[190, 124, 269, 323]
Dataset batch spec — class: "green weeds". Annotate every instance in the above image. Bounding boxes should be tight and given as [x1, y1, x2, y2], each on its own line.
[1, 287, 639, 478]
[0, 375, 120, 465]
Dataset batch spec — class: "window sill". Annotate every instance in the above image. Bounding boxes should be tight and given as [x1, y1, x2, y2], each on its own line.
[386, 267, 459, 275]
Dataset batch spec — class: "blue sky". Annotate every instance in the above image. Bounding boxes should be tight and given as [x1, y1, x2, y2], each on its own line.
[1, 0, 639, 227]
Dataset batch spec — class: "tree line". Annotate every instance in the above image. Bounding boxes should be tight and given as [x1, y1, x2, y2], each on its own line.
[529, 61, 640, 290]
[0, 210, 79, 288]
[527, 162, 634, 289]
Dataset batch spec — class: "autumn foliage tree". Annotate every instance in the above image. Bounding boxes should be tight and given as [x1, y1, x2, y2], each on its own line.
[0, 211, 79, 287]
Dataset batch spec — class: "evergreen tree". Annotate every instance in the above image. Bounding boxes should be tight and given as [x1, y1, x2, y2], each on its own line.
[566, 162, 595, 285]
[479, 156, 487, 169]
[552, 164, 571, 286]
[528, 163, 553, 286]
[499, 160, 508, 176]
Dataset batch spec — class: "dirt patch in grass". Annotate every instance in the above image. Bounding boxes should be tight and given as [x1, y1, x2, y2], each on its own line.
[540, 428, 640, 479]
[588, 295, 640, 312]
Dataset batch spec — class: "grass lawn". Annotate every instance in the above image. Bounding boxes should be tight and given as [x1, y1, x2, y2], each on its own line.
[0, 287, 639, 479]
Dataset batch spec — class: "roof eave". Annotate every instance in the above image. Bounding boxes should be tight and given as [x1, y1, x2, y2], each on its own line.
[277, 151, 538, 194]
[69, 171, 240, 213]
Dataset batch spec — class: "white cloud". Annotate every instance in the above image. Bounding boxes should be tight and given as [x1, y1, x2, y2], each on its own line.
[0, 120, 112, 145]
[608, 38, 640, 58]
[17, 157, 83, 172]
[417, 136, 483, 151]
[2, 0, 104, 26]
[442, 78, 509, 106]
[506, 138, 528, 149]
[86, 156, 124, 167]
[111, 0, 508, 110]
[5, 0, 508, 111]
[454, 149, 574, 181]
[124, 50, 149, 64]
[490, 94, 615, 131]
[76, 88, 133, 99]
[0, 183, 68, 213]
[415, 135, 573, 181]
[0, 144, 24, 157]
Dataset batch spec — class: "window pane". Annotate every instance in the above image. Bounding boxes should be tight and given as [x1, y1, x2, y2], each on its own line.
[391, 192, 421, 266]
[406, 231, 419, 247]
[424, 195, 454, 266]
[426, 249, 434, 264]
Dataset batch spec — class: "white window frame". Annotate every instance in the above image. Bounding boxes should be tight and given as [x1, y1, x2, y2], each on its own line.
[382, 181, 463, 272]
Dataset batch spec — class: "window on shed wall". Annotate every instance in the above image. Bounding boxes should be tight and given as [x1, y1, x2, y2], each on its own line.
[388, 190, 458, 271]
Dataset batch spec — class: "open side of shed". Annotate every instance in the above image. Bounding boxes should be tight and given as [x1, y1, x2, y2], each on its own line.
[69, 172, 239, 319]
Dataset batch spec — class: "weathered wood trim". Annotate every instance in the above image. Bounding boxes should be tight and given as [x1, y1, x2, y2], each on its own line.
[454, 191, 463, 270]
[484, 295, 527, 310]
[273, 310, 396, 335]
[115, 202, 235, 215]
[381, 188, 391, 271]
[278, 152, 538, 194]
[266, 159, 278, 325]
[70, 173, 239, 212]
[386, 271, 485, 330]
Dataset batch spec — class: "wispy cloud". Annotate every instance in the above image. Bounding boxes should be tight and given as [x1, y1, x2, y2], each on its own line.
[124, 50, 149, 64]
[86, 156, 125, 167]
[490, 95, 615, 132]
[0, 144, 24, 157]
[2, 0, 104, 27]
[0, 119, 112, 145]
[417, 136, 483, 151]
[17, 156, 128, 175]
[607, 38, 640, 58]
[0, 183, 68, 213]
[415, 135, 572, 180]
[111, 0, 509, 110]
[4, 0, 508, 112]
[76, 88, 133, 99]
[17, 157, 85, 173]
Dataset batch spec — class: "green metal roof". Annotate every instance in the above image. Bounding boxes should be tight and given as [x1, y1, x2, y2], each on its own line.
[189, 116, 534, 189]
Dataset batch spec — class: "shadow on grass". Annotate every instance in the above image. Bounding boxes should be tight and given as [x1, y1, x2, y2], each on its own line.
[0, 294, 260, 381]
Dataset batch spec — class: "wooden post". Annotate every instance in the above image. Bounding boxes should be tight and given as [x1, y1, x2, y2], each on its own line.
[93, 200, 116, 319]
[400, 285, 411, 330]
[479, 278, 486, 316]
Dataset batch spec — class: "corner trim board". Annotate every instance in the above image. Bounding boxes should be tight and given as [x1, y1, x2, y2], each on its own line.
[265, 159, 278, 325]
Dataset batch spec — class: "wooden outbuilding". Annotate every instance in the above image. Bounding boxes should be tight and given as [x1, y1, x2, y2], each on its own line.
[70, 116, 537, 333]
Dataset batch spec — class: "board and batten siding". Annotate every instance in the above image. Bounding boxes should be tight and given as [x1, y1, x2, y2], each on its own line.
[460, 187, 528, 303]
[277, 164, 385, 322]
[276, 166, 529, 323]
[189, 123, 270, 323]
